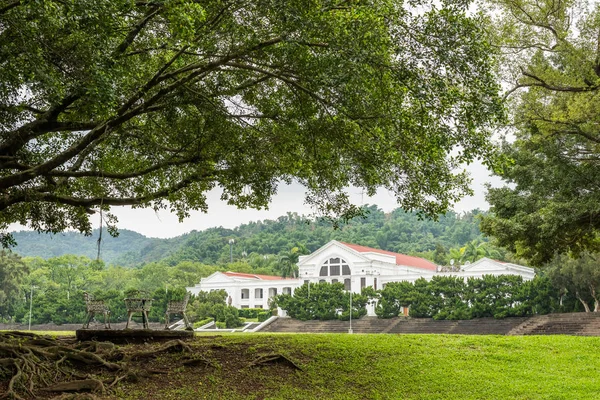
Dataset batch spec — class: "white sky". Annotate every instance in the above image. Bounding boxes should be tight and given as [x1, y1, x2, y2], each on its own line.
[101, 160, 500, 238]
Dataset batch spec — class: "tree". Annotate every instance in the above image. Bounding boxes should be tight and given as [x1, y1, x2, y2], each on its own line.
[0, 251, 28, 320]
[0, 0, 502, 245]
[547, 253, 600, 313]
[480, 0, 600, 265]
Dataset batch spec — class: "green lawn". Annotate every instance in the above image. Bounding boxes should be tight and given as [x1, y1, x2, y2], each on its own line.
[116, 333, 600, 400]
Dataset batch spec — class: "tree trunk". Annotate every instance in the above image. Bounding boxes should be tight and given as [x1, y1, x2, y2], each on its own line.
[575, 290, 591, 312]
[590, 285, 600, 312]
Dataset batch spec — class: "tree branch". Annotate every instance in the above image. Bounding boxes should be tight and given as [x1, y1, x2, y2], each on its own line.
[520, 69, 599, 92]
[0, 0, 20, 15]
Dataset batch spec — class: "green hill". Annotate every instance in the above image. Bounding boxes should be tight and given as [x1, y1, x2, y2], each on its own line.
[10, 205, 488, 266]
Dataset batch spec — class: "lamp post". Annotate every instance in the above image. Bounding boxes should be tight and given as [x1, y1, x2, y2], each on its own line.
[28, 285, 38, 331]
[348, 290, 353, 334]
[229, 239, 235, 263]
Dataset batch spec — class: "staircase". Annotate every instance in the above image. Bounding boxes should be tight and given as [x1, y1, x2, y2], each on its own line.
[261, 313, 600, 336]
[508, 312, 600, 336]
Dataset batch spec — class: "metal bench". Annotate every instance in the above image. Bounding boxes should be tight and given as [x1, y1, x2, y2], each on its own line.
[124, 291, 153, 329]
[165, 292, 192, 330]
[83, 292, 111, 329]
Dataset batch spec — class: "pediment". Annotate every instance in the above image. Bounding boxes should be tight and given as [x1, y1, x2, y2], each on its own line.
[297, 240, 371, 267]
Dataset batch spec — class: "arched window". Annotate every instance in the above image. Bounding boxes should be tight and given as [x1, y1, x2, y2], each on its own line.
[319, 257, 351, 276]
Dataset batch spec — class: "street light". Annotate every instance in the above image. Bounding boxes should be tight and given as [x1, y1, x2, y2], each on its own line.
[28, 285, 38, 331]
[348, 290, 353, 334]
[229, 239, 235, 263]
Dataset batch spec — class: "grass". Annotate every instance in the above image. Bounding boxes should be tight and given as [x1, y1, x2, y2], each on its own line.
[114, 333, 600, 400]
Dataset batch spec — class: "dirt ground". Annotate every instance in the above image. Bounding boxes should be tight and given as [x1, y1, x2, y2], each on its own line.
[0, 321, 166, 331]
[0, 331, 303, 400]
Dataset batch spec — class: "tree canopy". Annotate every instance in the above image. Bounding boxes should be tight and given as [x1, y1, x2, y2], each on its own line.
[0, 0, 502, 244]
[480, 0, 600, 265]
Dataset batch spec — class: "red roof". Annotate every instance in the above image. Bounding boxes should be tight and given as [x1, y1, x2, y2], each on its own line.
[339, 242, 437, 271]
[223, 271, 288, 280]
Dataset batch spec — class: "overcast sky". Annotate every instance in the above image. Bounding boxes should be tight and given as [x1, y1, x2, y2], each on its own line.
[100, 160, 503, 238]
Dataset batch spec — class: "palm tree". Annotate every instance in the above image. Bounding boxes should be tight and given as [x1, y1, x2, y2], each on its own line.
[278, 247, 301, 278]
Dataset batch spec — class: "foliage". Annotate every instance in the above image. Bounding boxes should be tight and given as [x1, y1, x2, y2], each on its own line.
[0, 251, 28, 321]
[237, 308, 264, 319]
[257, 311, 271, 322]
[480, 0, 600, 265]
[186, 289, 243, 328]
[275, 282, 367, 321]
[547, 253, 600, 313]
[0, 0, 503, 245]
[372, 275, 561, 320]
[375, 281, 413, 318]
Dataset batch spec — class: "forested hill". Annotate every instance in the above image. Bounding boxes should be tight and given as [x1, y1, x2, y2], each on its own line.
[10, 205, 488, 266]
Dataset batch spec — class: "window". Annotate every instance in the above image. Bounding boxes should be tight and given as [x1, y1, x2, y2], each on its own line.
[255, 288, 263, 299]
[374, 278, 378, 290]
[344, 278, 351, 291]
[332, 279, 338, 284]
[360, 278, 366, 290]
[319, 257, 350, 277]
[241, 305, 249, 309]
[319, 279, 326, 283]
[254, 305, 263, 309]
[304, 280, 309, 285]
[241, 289, 250, 299]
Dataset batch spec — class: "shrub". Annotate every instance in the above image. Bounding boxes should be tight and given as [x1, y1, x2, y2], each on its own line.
[215, 321, 226, 329]
[257, 311, 270, 322]
[193, 318, 214, 329]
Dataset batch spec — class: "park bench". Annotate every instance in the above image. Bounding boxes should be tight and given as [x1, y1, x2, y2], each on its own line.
[124, 291, 153, 329]
[165, 292, 192, 330]
[83, 292, 111, 329]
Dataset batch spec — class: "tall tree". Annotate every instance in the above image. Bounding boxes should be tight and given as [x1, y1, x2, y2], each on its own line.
[547, 253, 600, 313]
[480, 0, 600, 265]
[0, 0, 502, 245]
[0, 251, 28, 319]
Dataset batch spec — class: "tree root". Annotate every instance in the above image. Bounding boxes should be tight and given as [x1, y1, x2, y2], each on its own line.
[43, 379, 105, 394]
[0, 332, 128, 399]
[125, 339, 191, 361]
[247, 353, 302, 370]
[181, 354, 218, 369]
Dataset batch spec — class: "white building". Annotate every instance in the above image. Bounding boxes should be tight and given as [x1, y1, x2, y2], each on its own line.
[186, 240, 535, 314]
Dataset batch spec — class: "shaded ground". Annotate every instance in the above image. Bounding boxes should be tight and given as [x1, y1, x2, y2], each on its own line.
[0, 322, 165, 332]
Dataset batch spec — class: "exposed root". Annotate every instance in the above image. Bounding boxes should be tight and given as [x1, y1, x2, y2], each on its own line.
[43, 379, 105, 394]
[0, 332, 126, 399]
[181, 355, 218, 369]
[247, 353, 302, 370]
[126, 339, 191, 361]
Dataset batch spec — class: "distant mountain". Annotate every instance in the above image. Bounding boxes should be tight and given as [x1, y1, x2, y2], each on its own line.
[10, 205, 488, 267]
[9, 229, 159, 265]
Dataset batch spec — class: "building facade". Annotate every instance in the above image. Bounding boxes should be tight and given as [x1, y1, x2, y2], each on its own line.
[186, 240, 535, 315]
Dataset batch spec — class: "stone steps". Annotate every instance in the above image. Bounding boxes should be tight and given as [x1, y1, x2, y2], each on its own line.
[262, 313, 600, 335]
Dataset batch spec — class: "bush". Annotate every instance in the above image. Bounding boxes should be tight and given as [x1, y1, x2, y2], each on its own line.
[238, 308, 263, 318]
[193, 318, 214, 329]
[215, 321, 226, 329]
[276, 282, 369, 321]
[257, 311, 270, 322]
